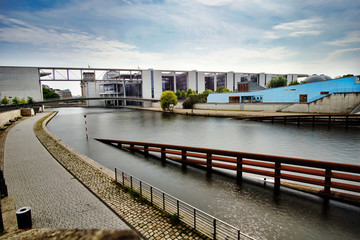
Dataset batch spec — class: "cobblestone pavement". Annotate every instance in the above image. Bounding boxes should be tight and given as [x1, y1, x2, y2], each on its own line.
[4, 113, 131, 231]
[33, 112, 209, 240]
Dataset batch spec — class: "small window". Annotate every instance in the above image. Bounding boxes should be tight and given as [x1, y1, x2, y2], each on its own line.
[320, 91, 329, 95]
[356, 76, 360, 84]
[229, 96, 240, 103]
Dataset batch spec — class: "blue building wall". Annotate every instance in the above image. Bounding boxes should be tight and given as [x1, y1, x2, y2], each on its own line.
[207, 76, 360, 103]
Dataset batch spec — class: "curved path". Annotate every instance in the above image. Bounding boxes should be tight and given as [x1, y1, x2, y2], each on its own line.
[4, 112, 130, 230]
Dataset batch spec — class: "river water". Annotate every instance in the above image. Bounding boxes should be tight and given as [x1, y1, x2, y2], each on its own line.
[47, 107, 360, 240]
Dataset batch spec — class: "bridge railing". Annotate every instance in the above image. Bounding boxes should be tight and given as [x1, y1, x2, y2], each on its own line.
[96, 139, 360, 200]
[115, 168, 255, 240]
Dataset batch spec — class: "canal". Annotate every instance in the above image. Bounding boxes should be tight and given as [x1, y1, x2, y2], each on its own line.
[47, 107, 360, 240]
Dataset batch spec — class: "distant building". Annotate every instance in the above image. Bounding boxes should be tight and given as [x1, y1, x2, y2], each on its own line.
[61, 89, 72, 99]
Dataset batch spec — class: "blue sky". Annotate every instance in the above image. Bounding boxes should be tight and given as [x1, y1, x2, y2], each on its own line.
[0, 0, 359, 94]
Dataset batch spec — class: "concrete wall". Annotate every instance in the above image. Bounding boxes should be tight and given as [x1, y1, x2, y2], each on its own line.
[153, 70, 162, 99]
[197, 72, 205, 93]
[0, 66, 42, 102]
[188, 71, 197, 92]
[0, 110, 21, 126]
[226, 72, 234, 91]
[194, 103, 290, 111]
[142, 70, 152, 99]
[281, 93, 360, 113]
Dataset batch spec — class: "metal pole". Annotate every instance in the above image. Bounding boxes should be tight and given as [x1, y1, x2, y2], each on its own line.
[122, 172, 124, 185]
[83, 115, 88, 140]
[163, 193, 165, 210]
[213, 219, 217, 239]
[130, 176, 133, 190]
[140, 181, 142, 197]
[194, 209, 196, 229]
[115, 168, 117, 182]
[150, 186, 153, 204]
[177, 200, 179, 216]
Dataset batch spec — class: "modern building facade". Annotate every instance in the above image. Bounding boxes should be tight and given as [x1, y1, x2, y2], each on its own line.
[1, 66, 307, 106]
[207, 75, 360, 104]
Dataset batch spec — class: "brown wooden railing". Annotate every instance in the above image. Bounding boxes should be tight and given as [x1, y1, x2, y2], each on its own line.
[241, 114, 360, 127]
[95, 138, 360, 200]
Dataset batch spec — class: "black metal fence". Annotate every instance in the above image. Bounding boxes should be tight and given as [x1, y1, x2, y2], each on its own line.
[115, 168, 255, 240]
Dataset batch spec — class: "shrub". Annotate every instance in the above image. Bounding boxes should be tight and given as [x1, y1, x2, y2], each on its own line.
[267, 76, 288, 88]
[1, 96, 10, 105]
[165, 213, 180, 225]
[182, 98, 194, 109]
[180, 90, 186, 98]
[175, 90, 181, 98]
[215, 87, 230, 93]
[11, 97, 19, 105]
[288, 80, 299, 86]
[160, 91, 178, 111]
[27, 96, 35, 104]
[19, 97, 27, 104]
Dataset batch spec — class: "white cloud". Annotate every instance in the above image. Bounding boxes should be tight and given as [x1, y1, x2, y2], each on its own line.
[195, 0, 234, 6]
[266, 18, 323, 39]
[324, 31, 360, 46]
[326, 47, 360, 60]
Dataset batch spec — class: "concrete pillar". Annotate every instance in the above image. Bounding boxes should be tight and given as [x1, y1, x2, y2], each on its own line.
[226, 72, 234, 91]
[188, 71, 197, 92]
[141, 70, 152, 99]
[197, 72, 205, 93]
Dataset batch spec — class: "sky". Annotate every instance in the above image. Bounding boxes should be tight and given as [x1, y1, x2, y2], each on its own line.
[0, 0, 359, 95]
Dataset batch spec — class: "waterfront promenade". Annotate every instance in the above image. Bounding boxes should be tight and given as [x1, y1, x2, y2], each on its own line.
[1, 112, 207, 239]
[3, 113, 131, 229]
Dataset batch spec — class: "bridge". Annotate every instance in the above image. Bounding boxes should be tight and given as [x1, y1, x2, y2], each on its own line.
[0, 97, 159, 112]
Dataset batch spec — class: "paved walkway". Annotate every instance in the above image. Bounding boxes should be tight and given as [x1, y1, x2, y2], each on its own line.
[4, 113, 130, 230]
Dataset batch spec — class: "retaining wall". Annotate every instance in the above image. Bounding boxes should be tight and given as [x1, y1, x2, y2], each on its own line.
[194, 103, 290, 111]
[281, 93, 360, 113]
[0, 110, 21, 127]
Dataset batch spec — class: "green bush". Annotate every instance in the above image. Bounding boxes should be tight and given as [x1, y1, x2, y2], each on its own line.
[267, 76, 288, 88]
[180, 90, 186, 98]
[1, 96, 10, 105]
[43, 88, 60, 100]
[175, 90, 181, 98]
[160, 91, 178, 111]
[182, 98, 194, 109]
[288, 80, 299, 86]
[27, 96, 35, 104]
[215, 87, 230, 93]
[19, 97, 27, 104]
[165, 213, 180, 225]
[11, 97, 19, 105]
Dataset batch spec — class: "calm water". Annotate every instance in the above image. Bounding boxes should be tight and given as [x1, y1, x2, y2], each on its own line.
[48, 107, 360, 240]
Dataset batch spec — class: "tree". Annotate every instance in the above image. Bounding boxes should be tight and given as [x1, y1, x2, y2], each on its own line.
[19, 97, 27, 104]
[180, 90, 186, 98]
[160, 91, 178, 111]
[27, 96, 35, 104]
[288, 80, 299, 86]
[175, 90, 181, 98]
[185, 88, 195, 97]
[1, 96, 10, 105]
[267, 76, 288, 88]
[11, 97, 19, 105]
[43, 88, 60, 100]
[215, 87, 230, 93]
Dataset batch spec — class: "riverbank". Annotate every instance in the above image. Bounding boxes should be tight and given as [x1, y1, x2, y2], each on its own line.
[128, 106, 315, 118]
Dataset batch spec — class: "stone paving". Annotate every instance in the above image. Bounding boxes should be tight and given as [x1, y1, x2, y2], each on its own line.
[3, 113, 131, 231]
[33, 112, 209, 240]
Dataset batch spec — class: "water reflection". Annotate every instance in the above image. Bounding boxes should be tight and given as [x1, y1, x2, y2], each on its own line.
[48, 108, 360, 240]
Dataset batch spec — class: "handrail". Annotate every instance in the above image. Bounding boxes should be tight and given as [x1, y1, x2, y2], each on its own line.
[96, 138, 360, 200]
[115, 168, 255, 240]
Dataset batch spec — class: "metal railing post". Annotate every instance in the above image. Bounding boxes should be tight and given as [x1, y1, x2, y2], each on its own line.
[130, 176, 133, 190]
[150, 186, 153, 204]
[194, 209, 196, 229]
[122, 171, 124, 185]
[140, 181, 142, 197]
[115, 168, 117, 182]
[177, 200, 179, 216]
[161, 147, 166, 161]
[213, 219, 217, 239]
[163, 193, 165, 210]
